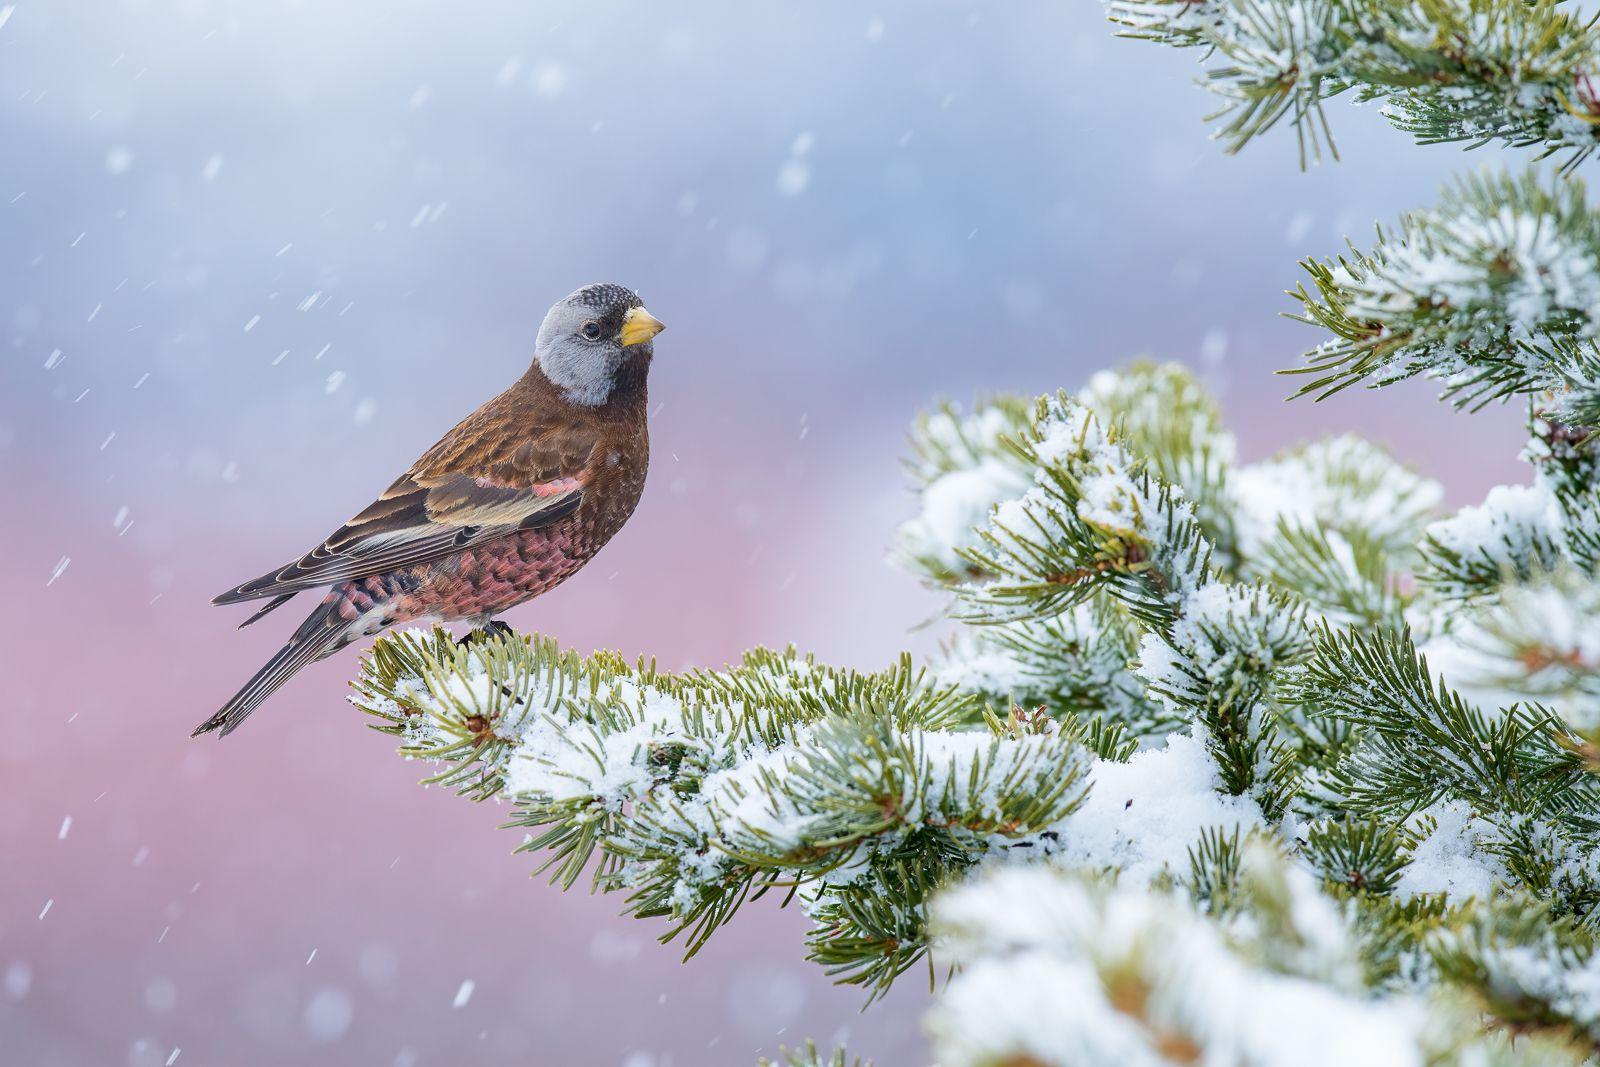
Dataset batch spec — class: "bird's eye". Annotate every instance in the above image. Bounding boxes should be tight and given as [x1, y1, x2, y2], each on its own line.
[581, 321, 602, 340]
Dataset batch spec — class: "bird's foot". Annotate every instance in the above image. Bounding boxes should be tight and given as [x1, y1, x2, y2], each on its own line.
[456, 621, 519, 701]
[457, 619, 515, 647]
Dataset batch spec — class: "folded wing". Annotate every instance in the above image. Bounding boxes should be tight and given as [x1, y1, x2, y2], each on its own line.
[213, 470, 584, 604]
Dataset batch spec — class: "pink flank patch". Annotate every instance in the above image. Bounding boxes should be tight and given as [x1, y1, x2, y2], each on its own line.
[532, 476, 583, 498]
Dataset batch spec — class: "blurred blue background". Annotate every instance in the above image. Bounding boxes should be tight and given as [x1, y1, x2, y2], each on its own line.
[1, 2, 1530, 1064]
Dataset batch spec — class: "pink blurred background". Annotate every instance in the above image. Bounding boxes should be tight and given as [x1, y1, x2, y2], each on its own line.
[1, 1, 1531, 1064]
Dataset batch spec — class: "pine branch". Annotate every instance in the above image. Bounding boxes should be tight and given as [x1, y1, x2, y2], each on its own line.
[759, 1043, 869, 1067]
[1287, 169, 1600, 417]
[1525, 410, 1600, 572]
[351, 358, 1600, 1051]
[1431, 894, 1600, 1056]
[1283, 625, 1600, 914]
[1107, 0, 1600, 167]
[956, 392, 1215, 629]
[1249, 519, 1402, 628]
[925, 846, 1585, 1067]
[1080, 361, 1243, 568]
[1287, 625, 1578, 812]
[953, 389, 1316, 804]
[353, 627, 1093, 997]
[1418, 483, 1568, 603]
[1301, 815, 1412, 897]
[1134, 581, 1309, 809]
[934, 600, 1176, 743]
[1232, 435, 1442, 569]
[891, 397, 1033, 586]
[1425, 567, 1600, 742]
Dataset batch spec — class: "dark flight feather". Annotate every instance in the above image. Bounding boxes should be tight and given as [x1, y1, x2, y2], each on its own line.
[237, 592, 295, 628]
[194, 599, 350, 737]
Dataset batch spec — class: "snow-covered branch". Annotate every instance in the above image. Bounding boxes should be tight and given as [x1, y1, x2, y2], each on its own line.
[928, 846, 1594, 1066]
[355, 630, 1100, 996]
[352, 363, 1600, 1062]
[1107, 0, 1600, 167]
[1290, 170, 1600, 419]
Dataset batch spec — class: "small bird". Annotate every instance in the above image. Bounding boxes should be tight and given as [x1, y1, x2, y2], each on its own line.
[197, 283, 664, 738]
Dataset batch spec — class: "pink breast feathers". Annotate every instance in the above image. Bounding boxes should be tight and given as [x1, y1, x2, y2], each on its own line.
[384, 523, 591, 625]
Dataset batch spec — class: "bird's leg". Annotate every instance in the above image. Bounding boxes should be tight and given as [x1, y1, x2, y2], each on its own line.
[456, 618, 514, 647]
[456, 619, 520, 702]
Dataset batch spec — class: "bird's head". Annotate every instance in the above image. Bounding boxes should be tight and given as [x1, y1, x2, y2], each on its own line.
[533, 283, 664, 406]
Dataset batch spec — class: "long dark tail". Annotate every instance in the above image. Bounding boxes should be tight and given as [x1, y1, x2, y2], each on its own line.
[194, 599, 351, 738]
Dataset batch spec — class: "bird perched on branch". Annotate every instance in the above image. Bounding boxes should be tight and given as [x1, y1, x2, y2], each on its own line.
[198, 283, 664, 738]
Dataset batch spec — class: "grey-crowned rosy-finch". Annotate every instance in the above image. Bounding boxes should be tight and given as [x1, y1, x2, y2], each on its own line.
[197, 283, 664, 737]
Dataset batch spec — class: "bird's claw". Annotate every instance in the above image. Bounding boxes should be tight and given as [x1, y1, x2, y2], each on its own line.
[455, 621, 519, 701]
[457, 619, 515, 647]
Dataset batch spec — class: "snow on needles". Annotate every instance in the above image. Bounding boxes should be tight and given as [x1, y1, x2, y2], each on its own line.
[365, 626, 1281, 922]
[1394, 799, 1508, 901]
[894, 458, 1028, 574]
[1424, 482, 1560, 580]
[503, 679, 697, 808]
[929, 857, 1441, 1067]
[1052, 732, 1267, 886]
[1232, 436, 1442, 559]
[893, 403, 1031, 579]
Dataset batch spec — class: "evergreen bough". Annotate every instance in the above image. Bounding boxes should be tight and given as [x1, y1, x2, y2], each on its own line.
[347, 3, 1600, 1061]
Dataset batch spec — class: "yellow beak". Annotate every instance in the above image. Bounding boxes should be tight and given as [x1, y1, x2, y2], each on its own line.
[620, 306, 665, 347]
